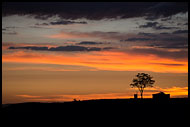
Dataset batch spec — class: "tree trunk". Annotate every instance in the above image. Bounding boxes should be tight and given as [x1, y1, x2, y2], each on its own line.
[141, 91, 143, 99]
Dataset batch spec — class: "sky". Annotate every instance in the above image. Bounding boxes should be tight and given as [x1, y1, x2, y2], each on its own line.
[2, 2, 188, 104]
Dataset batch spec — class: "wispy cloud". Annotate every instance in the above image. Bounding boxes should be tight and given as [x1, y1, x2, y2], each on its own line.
[16, 95, 42, 98]
[2, 50, 188, 73]
[2, 31, 18, 35]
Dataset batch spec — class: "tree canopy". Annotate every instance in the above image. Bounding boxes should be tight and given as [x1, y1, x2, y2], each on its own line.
[130, 73, 155, 99]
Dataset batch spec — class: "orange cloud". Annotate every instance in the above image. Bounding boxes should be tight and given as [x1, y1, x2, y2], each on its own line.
[16, 94, 42, 98]
[2, 50, 188, 73]
[4, 66, 80, 72]
[48, 32, 90, 39]
[161, 86, 188, 97]
[46, 31, 135, 40]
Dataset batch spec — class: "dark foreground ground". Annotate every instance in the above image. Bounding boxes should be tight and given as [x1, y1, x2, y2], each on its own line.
[1, 98, 189, 120]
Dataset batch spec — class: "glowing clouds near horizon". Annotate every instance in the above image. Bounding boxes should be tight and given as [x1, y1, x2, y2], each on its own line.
[2, 50, 187, 73]
[13, 86, 188, 103]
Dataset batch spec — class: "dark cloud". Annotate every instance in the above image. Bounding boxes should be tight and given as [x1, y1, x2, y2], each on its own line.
[49, 46, 94, 51]
[78, 41, 103, 45]
[119, 31, 188, 51]
[35, 23, 49, 26]
[151, 63, 185, 66]
[36, 20, 87, 26]
[9, 46, 48, 50]
[128, 32, 188, 49]
[2, 31, 18, 35]
[2, 2, 188, 20]
[103, 47, 115, 50]
[145, 2, 188, 20]
[50, 20, 87, 25]
[183, 22, 188, 25]
[154, 25, 178, 30]
[139, 22, 178, 30]
[154, 44, 188, 49]
[5, 26, 19, 29]
[138, 32, 157, 37]
[2, 26, 20, 31]
[145, 36, 188, 49]
[172, 30, 188, 34]
[159, 32, 170, 35]
[127, 47, 188, 60]
[8, 45, 113, 52]
[161, 36, 187, 42]
[29, 26, 51, 29]
[121, 37, 155, 42]
[160, 16, 172, 21]
[68, 31, 188, 50]
[139, 22, 158, 28]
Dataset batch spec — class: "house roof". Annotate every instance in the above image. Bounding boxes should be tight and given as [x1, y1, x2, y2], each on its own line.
[154, 92, 167, 95]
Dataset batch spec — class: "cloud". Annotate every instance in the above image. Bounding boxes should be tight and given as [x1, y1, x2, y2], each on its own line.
[35, 23, 49, 26]
[48, 31, 135, 41]
[150, 63, 185, 66]
[139, 21, 178, 30]
[2, 2, 188, 20]
[145, 2, 188, 20]
[16, 95, 42, 98]
[139, 22, 158, 28]
[121, 37, 155, 42]
[3, 48, 188, 73]
[9, 46, 49, 50]
[3, 62, 98, 72]
[138, 32, 157, 37]
[49, 45, 101, 51]
[78, 41, 103, 45]
[102, 47, 115, 50]
[48, 30, 188, 51]
[29, 25, 51, 29]
[160, 16, 172, 21]
[8, 45, 114, 52]
[183, 22, 188, 25]
[154, 25, 178, 30]
[155, 43, 188, 49]
[2, 31, 18, 35]
[136, 32, 188, 49]
[126, 47, 188, 60]
[36, 20, 87, 26]
[172, 30, 188, 34]
[159, 32, 170, 35]
[50, 20, 87, 25]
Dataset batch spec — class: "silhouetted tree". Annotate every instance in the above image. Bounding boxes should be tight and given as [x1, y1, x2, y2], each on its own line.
[130, 73, 155, 99]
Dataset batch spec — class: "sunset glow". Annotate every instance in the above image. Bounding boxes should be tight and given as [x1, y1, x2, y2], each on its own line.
[2, 2, 188, 104]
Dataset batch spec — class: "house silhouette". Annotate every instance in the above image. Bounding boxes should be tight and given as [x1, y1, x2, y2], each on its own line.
[152, 92, 170, 100]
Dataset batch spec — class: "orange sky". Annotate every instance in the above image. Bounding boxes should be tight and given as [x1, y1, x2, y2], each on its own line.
[11, 86, 188, 103]
[2, 49, 188, 73]
[2, 43, 188, 104]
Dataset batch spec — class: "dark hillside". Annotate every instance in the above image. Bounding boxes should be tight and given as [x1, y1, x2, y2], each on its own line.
[1, 98, 189, 120]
